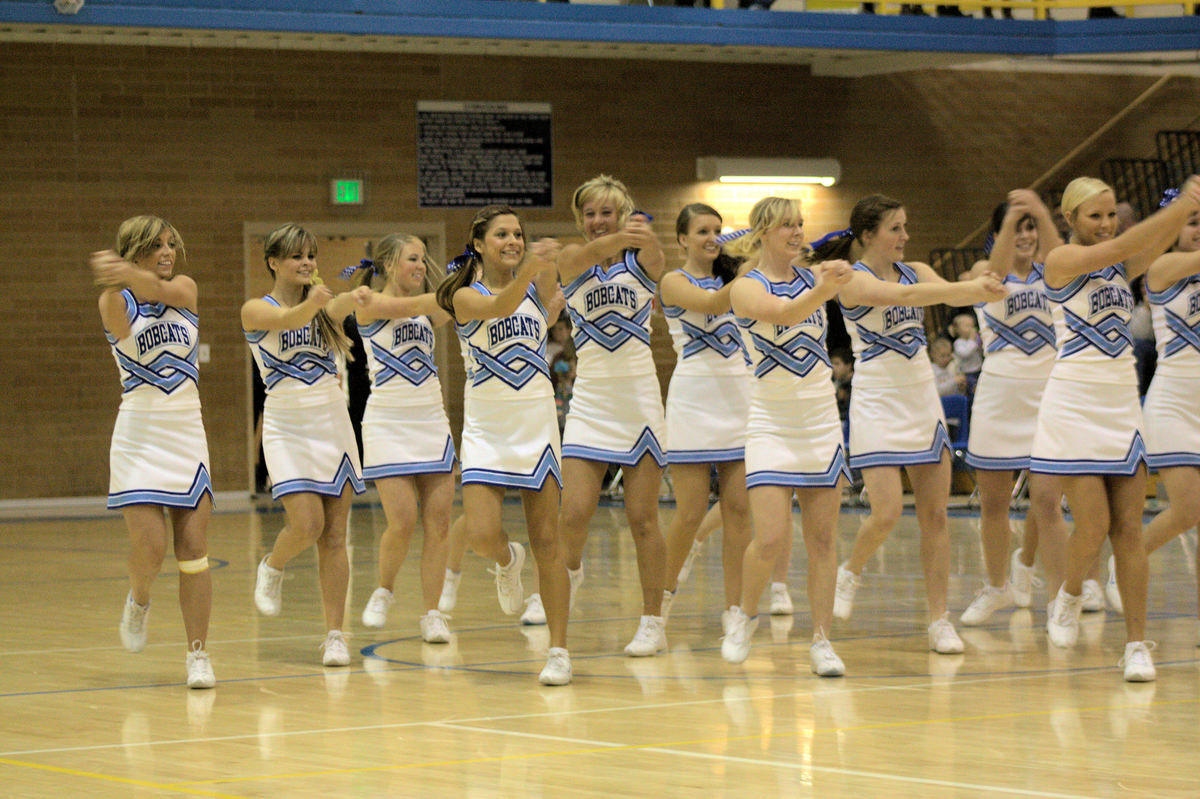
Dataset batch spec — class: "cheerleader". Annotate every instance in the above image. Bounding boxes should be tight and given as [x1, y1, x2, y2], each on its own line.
[659, 204, 754, 626]
[92, 216, 215, 689]
[348, 234, 454, 643]
[720, 197, 855, 672]
[557, 175, 670, 656]
[959, 191, 1070, 625]
[809, 194, 1006, 653]
[1035, 176, 1200, 682]
[435, 205, 571, 685]
[243, 224, 367, 667]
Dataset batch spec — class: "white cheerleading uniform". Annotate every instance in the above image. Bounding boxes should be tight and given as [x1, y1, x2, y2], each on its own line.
[660, 271, 751, 464]
[561, 249, 667, 466]
[456, 282, 561, 489]
[1143, 274, 1200, 469]
[965, 265, 1057, 471]
[1030, 264, 1146, 475]
[739, 267, 850, 488]
[357, 312, 455, 479]
[106, 288, 213, 509]
[244, 296, 365, 499]
[840, 262, 950, 470]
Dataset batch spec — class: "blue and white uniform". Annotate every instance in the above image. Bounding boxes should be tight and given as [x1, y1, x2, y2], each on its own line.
[106, 288, 213, 509]
[966, 265, 1058, 470]
[357, 312, 455, 479]
[1143, 273, 1200, 469]
[244, 296, 365, 499]
[738, 266, 850, 488]
[661, 271, 750, 464]
[456, 282, 560, 489]
[840, 262, 950, 470]
[562, 249, 667, 466]
[1030, 264, 1146, 475]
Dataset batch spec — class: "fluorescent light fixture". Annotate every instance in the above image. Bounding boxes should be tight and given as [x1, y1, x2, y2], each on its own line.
[696, 157, 841, 187]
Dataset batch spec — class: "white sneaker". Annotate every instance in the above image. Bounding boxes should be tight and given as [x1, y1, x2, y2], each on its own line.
[321, 630, 351, 666]
[721, 607, 736, 636]
[254, 556, 284, 617]
[960, 583, 1014, 626]
[810, 632, 845, 677]
[419, 609, 452, 643]
[119, 592, 149, 653]
[186, 644, 215, 689]
[661, 589, 675, 624]
[438, 569, 461, 613]
[1105, 555, 1123, 615]
[928, 613, 965, 654]
[1081, 579, 1105, 612]
[1047, 587, 1083, 648]
[1119, 641, 1156, 682]
[624, 615, 667, 657]
[539, 647, 572, 685]
[769, 582, 794, 615]
[833, 563, 860, 621]
[489, 542, 525, 615]
[568, 564, 584, 610]
[678, 538, 703, 586]
[1010, 548, 1040, 608]
[721, 606, 757, 664]
[361, 587, 394, 628]
[520, 593, 547, 626]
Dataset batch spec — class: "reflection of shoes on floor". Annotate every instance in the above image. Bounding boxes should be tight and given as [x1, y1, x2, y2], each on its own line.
[1109, 681, 1156, 738]
[769, 613, 794, 643]
[928, 652, 964, 681]
[420, 638, 463, 669]
[722, 684, 752, 728]
[1049, 700, 1086, 747]
[1008, 608, 1036, 651]
[1080, 614, 1106, 646]
[186, 688, 216, 728]
[257, 705, 283, 760]
[959, 627, 1004, 653]
[363, 655, 394, 686]
[322, 667, 350, 699]
[812, 677, 858, 728]
[624, 656, 666, 696]
[519, 624, 550, 655]
[121, 711, 150, 751]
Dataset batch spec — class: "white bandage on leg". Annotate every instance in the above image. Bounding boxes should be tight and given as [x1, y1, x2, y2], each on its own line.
[178, 556, 210, 574]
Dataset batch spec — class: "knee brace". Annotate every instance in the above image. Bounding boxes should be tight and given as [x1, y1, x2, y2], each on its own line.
[178, 556, 210, 574]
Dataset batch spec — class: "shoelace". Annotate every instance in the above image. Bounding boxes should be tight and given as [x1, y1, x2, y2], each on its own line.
[1118, 641, 1157, 667]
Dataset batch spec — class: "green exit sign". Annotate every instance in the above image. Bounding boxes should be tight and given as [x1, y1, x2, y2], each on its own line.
[330, 178, 364, 205]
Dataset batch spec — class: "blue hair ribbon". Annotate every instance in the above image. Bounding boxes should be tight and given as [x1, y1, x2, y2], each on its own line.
[715, 228, 751, 245]
[632, 210, 654, 222]
[983, 231, 995, 256]
[338, 258, 375, 280]
[808, 228, 854, 251]
[1161, 187, 1181, 208]
[446, 245, 475, 274]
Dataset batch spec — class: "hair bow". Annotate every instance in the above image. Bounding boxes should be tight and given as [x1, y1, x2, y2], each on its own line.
[808, 228, 854, 251]
[338, 258, 375, 280]
[1161, 187, 1181, 208]
[446, 245, 476, 274]
[715, 228, 750, 245]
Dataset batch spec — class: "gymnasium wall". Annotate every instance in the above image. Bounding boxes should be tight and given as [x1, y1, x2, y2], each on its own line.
[1, 40, 1196, 499]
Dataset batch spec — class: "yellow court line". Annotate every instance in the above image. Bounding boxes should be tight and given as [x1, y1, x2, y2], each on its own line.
[167, 695, 1200, 789]
[0, 757, 245, 799]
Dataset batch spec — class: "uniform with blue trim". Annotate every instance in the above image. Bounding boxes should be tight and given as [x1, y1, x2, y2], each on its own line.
[244, 296, 365, 499]
[106, 288, 213, 509]
[738, 266, 851, 488]
[456, 282, 561, 489]
[661, 271, 751, 464]
[1143, 273, 1200, 469]
[358, 313, 455, 480]
[1030, 264, 1146, 475]
[840, 261, 950, 470]
[966, 265, 1058, 470]
[561, 249, 666, 466]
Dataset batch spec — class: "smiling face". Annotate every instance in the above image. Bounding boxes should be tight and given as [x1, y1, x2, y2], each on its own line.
[474, 214, 525, 274]
[269, 243, 317, 287]
[388, 239, 428, 294]
[579, 194, 622, 242]
[679, 213, 722, 264]
[761, 213, 805, 263]
[1013, 215, 1038, 260]
[134, 230, 178, 279]
[1068, 190, 1118, 246]
[862, 207, 909, 262]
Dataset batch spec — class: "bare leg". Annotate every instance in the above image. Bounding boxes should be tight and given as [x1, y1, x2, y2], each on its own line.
[740, 485, 793, 615]
[463, 483, 511, 564]
[523, 482, 568, 649]
[663, 463, 712, 592]
[169, 498, 213, 648]
[906, 454, 953, 618]
[795, 485, 841, 636]
[622, 456, 667, 615]
[1143, 467, 1200, 554]
[446, 515, 469, 573]
[696, 501, 723, 544]
[559, 458, 607, 570]
[1107, 469, 1149, 642]
[315, 486, 353, 632]
[374, 476, 418, 593]
[271, 493, 327, 569]
[770, 529, 793, 585]
[1059, 475, 1112, 596]
[844, 466, 904, 574]
[415, 473, 454, 611]
[1029, 474, 1068, 596]
[716, 461, 751, 609]
[122, 505, 169, 606]
[976, 469, 1017, 588]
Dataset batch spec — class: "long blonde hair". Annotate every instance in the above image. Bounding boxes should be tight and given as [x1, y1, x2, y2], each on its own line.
[116, 215, 185, 264]
[263, 223, 353, 360]
[363, 233, 442, 293]
[728, 197, 802, 261]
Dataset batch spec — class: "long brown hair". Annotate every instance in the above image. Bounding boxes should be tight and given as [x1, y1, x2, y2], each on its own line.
[263, 223, 353, 360]
[435, 205, 521, 320]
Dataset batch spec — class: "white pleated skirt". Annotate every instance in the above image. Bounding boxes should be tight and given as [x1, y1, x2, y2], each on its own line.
[1030, 377, 1145, 476]
[461, 393, 561, 490]
[563, 372, 667, 467]
[965, 372, 1048, 471]
[665, 373, 750, 464]
[848, 377, 949, 470]
[1143, 373, 1200, 470]
[108, 407, 213, 509]
[263, 394, 365, 499]
[745, 390, 849, 488]
[362, 400, 455, 480]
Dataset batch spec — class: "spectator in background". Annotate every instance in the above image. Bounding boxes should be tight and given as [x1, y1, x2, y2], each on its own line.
[547, 313, 573, 365]
[552, 352, 576, 431]
[830, 347, 854, 420]
[930, 336, 967, 396]
[1117, 201, 1139, 235]
[950, 311, 983, 395]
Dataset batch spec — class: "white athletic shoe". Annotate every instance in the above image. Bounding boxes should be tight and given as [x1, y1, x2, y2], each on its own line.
[119, 592, 149, 653]
[1010, 548, 1040, 608]
[624, 615, 667, 657]
[490, 542, 525, 615]
[721, 606, 757, 665]
[1047, 587, 1083, 648]
[539, 647, 572, 686]
[438, 569, 461, 613]
[1105, 555, 1123, 615]
[419, 609, 452, 644]
[520, 593, 547, 626]
[1119, 641, 1156, 682]
[928, 613, 965, 654]
[960, 583, 1014, 626]
[769, 582, 794, 615]
[810, 632, 845, 677]
[361, 587, 394, 628]
[678, 538, 704, 586]
[186, 644, 215, 689]
[1081, 579, 1105, 612]
[721, 607, 737, 636]
[661, 589, 675, 624]
[321, 630, 351, 667]
[833, 563, 860, 621]
[568, 564, 584, 610]
[254, 556, 284, 617]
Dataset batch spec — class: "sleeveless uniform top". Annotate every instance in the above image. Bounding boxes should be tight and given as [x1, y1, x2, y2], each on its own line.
[106, 288, 200, 411]
[736, 266, 832, 400]
[1148, 273, 1200, 379]
[1043, 263, 1136, 385]
[976, 264, 1057, 379]
[244, 295, 339, 407]
[357, 312, 443, 407]
[563, 249, 656, 378]
[839, 261, 933, 388]
[660, 270, 748, 377]
[455, 282, 552, 400]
